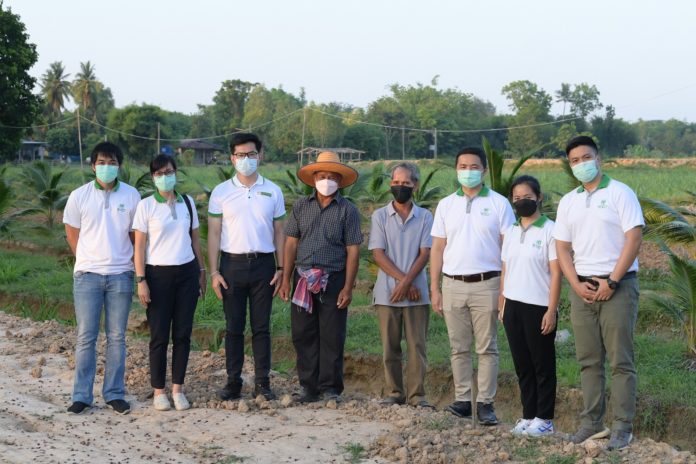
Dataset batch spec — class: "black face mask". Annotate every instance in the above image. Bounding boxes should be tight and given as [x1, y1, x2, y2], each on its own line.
[513, 199, 538, 217]
[391, 185, 414, 204]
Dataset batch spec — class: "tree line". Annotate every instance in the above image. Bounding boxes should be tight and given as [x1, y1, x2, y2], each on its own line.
[3, 4, 696, 163]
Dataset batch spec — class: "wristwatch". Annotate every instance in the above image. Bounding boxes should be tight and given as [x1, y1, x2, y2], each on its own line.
[607, 277, 619, 290]
[136, 275, 146, 283]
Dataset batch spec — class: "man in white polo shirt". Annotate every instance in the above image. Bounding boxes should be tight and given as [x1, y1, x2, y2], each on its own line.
[208, 132, 286, 402]
[554, 136, 643, 450]
[63, 142, 141, 415]
[430, 146, 515, 425]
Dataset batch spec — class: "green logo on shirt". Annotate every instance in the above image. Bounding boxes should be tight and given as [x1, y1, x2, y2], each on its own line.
[598, 199, 608, 209]
[533, 239, 543, 249]
[481, 207, 491, 217]
[117, 203, 126, 213]
[257, 191, 272, 198]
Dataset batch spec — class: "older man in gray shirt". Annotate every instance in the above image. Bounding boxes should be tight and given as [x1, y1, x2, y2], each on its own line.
[369, 162, 433, 408]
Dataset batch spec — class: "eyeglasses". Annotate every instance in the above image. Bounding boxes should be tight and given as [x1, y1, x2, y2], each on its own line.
[233, 151, 259, 159]
[153, 169, 176, 177]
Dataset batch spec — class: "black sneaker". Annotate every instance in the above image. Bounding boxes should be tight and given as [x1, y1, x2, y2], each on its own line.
[107, 399, 131, 415]
[67, 401, 90, 414]
[321, 389, 342, 402]
[476, 402, 498, 426]
[446, 401, 472, 418]
[253, 383, 276, 401]
[218, 380, 242, 401]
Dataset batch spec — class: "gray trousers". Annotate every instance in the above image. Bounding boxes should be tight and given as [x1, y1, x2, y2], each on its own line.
[569, 277, 639, 433]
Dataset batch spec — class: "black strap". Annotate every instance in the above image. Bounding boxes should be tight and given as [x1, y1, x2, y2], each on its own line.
[180, 192, 193, 238]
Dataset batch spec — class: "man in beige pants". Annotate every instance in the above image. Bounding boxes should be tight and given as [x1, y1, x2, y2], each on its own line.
[430, 147, 515, 425]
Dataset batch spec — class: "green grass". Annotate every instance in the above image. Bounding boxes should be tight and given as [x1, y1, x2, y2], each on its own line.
[342, 442, 366, 464]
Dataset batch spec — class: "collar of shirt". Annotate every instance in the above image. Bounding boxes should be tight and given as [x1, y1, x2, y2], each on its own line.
[455, 184, 490, 197]
[513, 214, 549, 228]
[308, 191, 342, 205]
[93, 179, 121, 191]
[153, 191, 183, 203]
[387, 200, 419, 222]
[232, 174, 265, 188]
[576, 174, 611, 193]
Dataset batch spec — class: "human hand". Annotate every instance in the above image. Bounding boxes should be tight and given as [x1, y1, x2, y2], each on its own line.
[211, 273, 228, 300]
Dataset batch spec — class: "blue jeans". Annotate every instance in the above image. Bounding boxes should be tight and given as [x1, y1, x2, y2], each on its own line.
[72, 271, 133, 404]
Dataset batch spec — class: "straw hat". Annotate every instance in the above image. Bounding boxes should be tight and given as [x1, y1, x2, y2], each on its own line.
[297, 151, 359, 188]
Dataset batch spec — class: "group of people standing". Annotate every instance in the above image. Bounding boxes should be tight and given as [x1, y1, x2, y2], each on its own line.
[63, 133, 643, 452]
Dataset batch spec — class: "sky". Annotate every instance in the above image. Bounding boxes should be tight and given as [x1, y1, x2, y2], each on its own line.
[6, 0, 696, 123]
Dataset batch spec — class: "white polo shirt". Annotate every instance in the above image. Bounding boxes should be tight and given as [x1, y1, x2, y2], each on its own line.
[63, 180, 141, 274]
[502, 215, 557, 307]
[553, 174, 644, 276]
[431, 185, 515, 275]
[208, 175, 286, 253]
[132, 192, 199, 266]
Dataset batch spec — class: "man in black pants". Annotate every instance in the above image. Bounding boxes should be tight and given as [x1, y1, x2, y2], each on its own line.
[279, 151, 363, 403]
[208, 133, 286, 401]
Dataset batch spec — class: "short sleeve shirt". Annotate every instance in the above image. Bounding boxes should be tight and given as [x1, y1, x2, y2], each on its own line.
[285, 193, 363, 273]
[369, 201, 433, 307]
[132, 192, 199, 266]
[208, 175, 286, 253]
[501, 215, 557, 307]
[431, 185, 516, 275]
[63, 180, 141, 274]
[553, 175, 644, 276]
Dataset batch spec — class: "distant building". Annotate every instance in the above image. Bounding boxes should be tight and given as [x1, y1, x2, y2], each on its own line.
[17, 140, 48, 163]
[178, 139, 225, 165]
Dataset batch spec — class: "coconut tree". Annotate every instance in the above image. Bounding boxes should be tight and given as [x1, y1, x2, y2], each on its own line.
[72, 61, 103, 120]
[0, 167, 39, 235]
[412, 166, 446, 210]
[40, 61, 71, 117]
[482, 136, 534, 197]
[19, 162, 69, 229]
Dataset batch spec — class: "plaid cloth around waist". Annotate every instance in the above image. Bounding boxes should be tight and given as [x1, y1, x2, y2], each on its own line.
[292, 268, 329, 314]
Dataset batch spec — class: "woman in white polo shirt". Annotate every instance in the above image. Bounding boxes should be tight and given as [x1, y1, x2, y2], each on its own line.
[133, 154, 206, 411]
[499, 175, 561, 437]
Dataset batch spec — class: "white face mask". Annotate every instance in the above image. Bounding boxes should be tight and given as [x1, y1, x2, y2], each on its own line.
[315, 179, 339, 196]
[234, 157, 258, 176]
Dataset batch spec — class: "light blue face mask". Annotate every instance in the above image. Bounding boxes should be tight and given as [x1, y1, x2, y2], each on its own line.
[154, 173, 177, 192]
[95, 165, 119, 183]
[457, 169, 483, 189]
[571, 159, 599, 183]
[235, 157, 258, 176]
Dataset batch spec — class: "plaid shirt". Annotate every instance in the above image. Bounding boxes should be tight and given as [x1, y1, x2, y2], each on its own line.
[285, 193, 363, 273]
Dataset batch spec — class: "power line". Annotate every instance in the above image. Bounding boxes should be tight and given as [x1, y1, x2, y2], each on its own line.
[0, 116, 74, 130]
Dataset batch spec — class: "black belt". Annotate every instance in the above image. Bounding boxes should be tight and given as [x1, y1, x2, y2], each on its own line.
[578, 271, 636, 283]
[444, 271, 500, 283]
[222, 251, 273, 260]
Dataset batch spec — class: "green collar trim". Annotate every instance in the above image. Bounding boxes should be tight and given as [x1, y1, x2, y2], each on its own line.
[94, 179, 120, 191]
[514, 214, 549, 228]
[154, 191, 183, 203]
[456, 184, 489, 197]
[577, 174, 610, 193]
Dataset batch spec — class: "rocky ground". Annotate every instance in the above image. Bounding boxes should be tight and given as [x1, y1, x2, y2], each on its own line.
[0, 311, 694, 464]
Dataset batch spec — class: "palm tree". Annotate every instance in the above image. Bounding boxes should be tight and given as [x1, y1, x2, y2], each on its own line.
[72, 61, 103, 120]
[40, 62, 71, 116]
[0, 167, 39, 236]
[413, 166, 446, 210]
[19, 162, 69, 229]
[482, 136, 533, 197]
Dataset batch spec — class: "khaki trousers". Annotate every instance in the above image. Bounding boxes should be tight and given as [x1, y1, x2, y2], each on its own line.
[442, 276, 500, 403]
[376, 304, 430, 404]
[569, 278, 639, 433]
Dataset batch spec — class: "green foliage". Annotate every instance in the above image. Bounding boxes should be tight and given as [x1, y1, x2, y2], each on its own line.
[502, 80, 554, 155]
[483, 136, 533, 197]
[19, 162, 68, 228]
[277, 169, 313, 201]
[342, 442, 366, 464]
[413, 166, 446, 209]
[0, 166, 39, 235]
[45, 127, 79, 155]
[645, 246, 696, 356]
[72, 61, 103, 119]
[106, 104, 167, 161]
[118, 161, 154, 197]
[0, 4, 41, 161]
[41, 62, 71, 116]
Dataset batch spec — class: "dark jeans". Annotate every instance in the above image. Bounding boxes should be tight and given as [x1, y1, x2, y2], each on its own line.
[291, 270, 347, 395]
[220, 253, 275, 384]
[502, 298, 557, 420]
[146, 259, 199, 389]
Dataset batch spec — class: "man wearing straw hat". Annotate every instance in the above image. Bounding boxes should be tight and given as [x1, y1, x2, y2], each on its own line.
[279, 151, 363, 403]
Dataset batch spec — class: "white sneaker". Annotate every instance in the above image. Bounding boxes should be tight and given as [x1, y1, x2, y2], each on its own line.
[153, 393, 171, 411]
[172, 392, 190, 411]
[524, 417, 554, 437]
[511, 418, 533, 435]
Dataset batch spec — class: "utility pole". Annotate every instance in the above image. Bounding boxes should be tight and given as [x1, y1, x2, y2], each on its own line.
[300, 107, 307, 166]
[157, 122, 161, 155]
[385, 129, 390, 159]
[401, 127, 405, 160]
[76, 107, 83, 170]
[433, 128, 438, 159]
